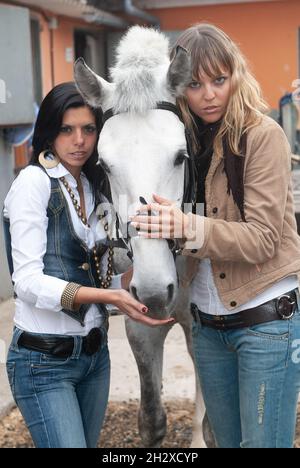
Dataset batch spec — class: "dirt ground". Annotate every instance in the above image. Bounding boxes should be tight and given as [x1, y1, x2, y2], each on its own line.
[0, 400, 194, 448]
[1, 400, 300, 448]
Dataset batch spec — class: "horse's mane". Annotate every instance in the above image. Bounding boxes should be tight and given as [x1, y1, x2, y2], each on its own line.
[110, 26, 170, 114]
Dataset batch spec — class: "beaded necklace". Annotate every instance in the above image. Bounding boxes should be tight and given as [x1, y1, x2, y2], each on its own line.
[60, 176, 114, 289]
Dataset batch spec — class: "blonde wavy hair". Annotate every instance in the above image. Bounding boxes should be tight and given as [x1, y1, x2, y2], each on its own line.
[172, 24, 269, 156]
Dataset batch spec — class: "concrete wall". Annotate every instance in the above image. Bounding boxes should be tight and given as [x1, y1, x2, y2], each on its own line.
[0, 133, 14, 302]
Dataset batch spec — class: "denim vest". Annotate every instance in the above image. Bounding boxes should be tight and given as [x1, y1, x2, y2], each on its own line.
[3, 175, 108, 327]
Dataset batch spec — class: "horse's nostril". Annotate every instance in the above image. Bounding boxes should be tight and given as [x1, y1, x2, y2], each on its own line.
[167, 284, 174, 305]
[131, 286, 139, 301]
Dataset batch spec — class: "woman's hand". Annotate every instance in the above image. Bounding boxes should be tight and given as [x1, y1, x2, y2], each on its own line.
[74, 287, 174, 326]
[130, 194, 193, 240]
[110, 289, 175, 327]
[121, 267, 133, 290]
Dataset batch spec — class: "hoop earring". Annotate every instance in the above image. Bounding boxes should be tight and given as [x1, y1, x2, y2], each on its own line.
[38, 149, 60, 169]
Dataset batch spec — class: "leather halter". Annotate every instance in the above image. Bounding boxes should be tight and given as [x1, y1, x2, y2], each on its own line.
[101, 101, 197, 261]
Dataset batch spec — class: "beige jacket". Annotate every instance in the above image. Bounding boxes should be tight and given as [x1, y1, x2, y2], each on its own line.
[182, 115, 300, 311]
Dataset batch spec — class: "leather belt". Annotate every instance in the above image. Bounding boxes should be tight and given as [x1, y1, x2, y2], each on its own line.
[191, 288, 298, 330]
[18, 326, 106, 358]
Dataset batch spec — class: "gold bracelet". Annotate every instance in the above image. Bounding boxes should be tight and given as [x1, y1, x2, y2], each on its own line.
[61, 282, 81, 310]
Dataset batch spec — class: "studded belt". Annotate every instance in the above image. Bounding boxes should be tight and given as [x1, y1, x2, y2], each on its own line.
[191, 288, 298, 330]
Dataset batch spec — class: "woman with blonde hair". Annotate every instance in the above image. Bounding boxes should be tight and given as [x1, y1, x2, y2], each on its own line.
[131, 24, 300, 448]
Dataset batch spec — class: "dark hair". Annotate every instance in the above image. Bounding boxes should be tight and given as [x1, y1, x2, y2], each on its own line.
[30, 81, 108, 202]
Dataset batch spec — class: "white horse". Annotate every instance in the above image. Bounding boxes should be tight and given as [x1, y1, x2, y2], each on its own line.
[74, 26, 209, 448]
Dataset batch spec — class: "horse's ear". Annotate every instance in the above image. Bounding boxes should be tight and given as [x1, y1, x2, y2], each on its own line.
[167, 46, 192, 97]
[74, 58, 111, 108]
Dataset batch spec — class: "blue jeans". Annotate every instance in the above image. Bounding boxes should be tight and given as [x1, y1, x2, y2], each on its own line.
[192, 308, 300, 448]
[6, 327, 110, 448]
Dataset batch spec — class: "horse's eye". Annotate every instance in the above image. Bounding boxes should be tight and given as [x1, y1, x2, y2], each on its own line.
[99, 158, 111, 174]
[174, 150, 187, 167]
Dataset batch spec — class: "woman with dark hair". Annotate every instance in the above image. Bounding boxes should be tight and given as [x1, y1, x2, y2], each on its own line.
[30, 82, 104, 198]
[3, 82, 173, 448]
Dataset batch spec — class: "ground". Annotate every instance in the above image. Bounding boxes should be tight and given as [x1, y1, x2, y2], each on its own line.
[1, 400, 300, 448]
[0, 400, 193, 448]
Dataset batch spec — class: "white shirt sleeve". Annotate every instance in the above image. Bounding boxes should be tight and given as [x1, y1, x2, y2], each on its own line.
[4, 167, 68, 312]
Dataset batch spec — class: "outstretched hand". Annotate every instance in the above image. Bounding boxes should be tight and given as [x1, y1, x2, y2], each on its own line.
[112, 289, 175, 327]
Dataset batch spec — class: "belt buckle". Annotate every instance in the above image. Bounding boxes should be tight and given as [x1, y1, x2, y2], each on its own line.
[276, 295, 296, 320]
[191, 304, 200, 323]
[83, 328, 102, 355]
[192, 310, 202, 324]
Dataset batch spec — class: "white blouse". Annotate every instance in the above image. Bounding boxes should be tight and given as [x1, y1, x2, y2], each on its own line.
[191, 258, 298, 315]
[3, 164, 122, 336]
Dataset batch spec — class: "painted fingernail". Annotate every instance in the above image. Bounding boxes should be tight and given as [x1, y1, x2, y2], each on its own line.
[142, 307, 148, 313]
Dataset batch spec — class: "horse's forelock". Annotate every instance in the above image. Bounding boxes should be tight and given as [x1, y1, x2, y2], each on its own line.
[110, 26, 170, 114]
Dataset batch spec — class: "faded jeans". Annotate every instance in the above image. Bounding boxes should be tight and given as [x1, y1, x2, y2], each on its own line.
[6, 327, 110, 448]
[192, 307, 300, 448]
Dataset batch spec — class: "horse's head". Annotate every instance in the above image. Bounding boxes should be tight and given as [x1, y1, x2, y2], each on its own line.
[75, 26, 192, 318]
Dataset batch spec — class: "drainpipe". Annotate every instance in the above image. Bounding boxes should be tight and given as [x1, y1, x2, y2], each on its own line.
[83, 9, 129, 28]
[48, 17, 58, 88]
[123, 0, 160, 28]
